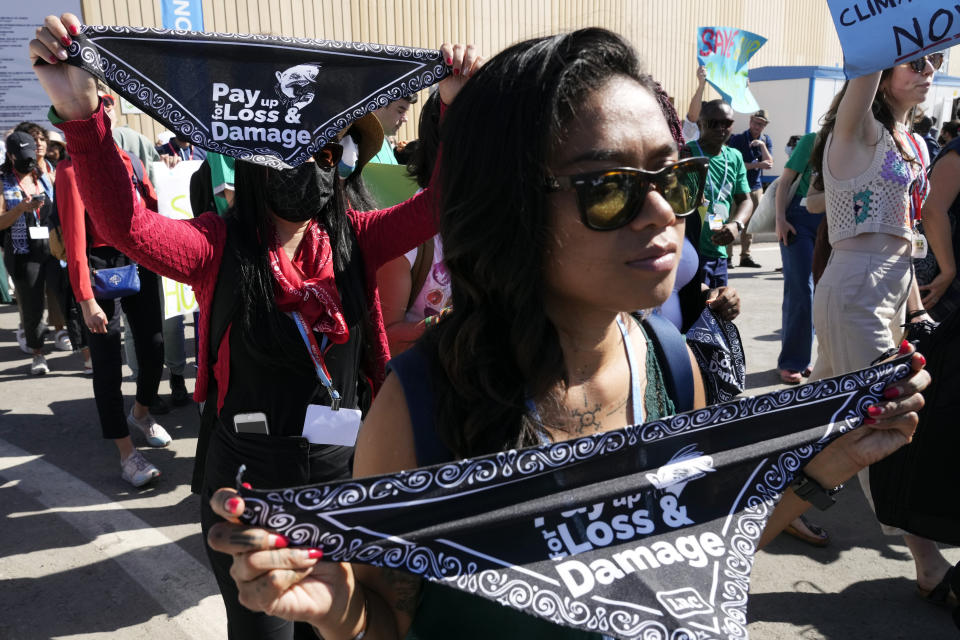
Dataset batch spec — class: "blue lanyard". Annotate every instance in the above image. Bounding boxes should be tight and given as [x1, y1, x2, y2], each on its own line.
[290, 311, 341, 410]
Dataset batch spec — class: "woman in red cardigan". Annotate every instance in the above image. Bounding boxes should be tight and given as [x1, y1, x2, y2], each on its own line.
[31, 12, 478, 639]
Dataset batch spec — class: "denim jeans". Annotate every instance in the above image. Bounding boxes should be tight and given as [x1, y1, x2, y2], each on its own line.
[777, 196, 823, 372]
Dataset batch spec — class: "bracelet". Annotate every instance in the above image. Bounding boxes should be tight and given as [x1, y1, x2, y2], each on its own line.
[790, 469, 844, 511]
[906, 309, 929, 320]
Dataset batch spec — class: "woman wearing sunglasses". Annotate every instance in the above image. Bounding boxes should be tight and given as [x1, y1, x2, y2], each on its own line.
[29, 13, 479, 640]
[197, 29, 927, 638]
[809, 52, 952, 604]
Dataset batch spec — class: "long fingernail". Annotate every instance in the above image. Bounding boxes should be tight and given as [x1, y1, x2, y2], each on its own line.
[863, 417, 877, 425]
[241, 482, 252, 489]
[916, 353, 926, 367]
[446, 57, 452, 64]
[306, 548, 323, 559]
[56, 49, 68, 60]
[61, 36, 71, 47]
[866, 405, 882, 417]
[69, 24, 79, 35]
[898, 340, 910, 355]
[225, 497, 242, 514]
[884, 387, 901, 400]
[48, 56, 58, 64]
[272, 534, 289, 549]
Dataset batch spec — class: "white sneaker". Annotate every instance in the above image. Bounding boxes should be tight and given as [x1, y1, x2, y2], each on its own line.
[127, 409, 172, 447]
[83, 359, 93, 376]
[121, 450, 161, 487]
[54, 329, 72, 351]
[16, 329, 31, 355]
[30, 354, 49, 375]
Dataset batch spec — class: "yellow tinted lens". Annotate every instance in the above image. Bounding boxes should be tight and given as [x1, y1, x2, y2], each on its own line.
[661, 165, 701, 215]
[583, 177, 630, 227]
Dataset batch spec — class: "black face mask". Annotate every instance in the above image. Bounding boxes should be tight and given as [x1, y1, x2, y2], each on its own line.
[265, 162, 336, 222]
[13, 157, 36, 174]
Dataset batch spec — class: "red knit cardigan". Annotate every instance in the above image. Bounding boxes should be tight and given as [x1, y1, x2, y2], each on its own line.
[57, 104, 436, 405]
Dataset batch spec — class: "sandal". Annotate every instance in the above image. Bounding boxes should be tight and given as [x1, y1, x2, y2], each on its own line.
[917, 563, 959, 609]
[783, 514, 830, 547]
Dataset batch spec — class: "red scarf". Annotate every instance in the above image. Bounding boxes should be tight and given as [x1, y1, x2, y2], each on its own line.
[268, 220, 349, 344]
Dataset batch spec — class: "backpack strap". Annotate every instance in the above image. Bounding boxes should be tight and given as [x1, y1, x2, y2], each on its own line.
[640, 312, 695, 413]
[407, 237, 435, 310]
[386, 345, 452, 466]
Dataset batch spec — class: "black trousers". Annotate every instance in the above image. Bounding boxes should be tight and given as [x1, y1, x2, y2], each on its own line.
[5, 249, 60, 350]
[200, 421, 352, 640]
[85, 265, 164, 439]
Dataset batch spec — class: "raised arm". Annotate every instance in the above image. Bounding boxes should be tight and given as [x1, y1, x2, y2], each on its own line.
[686, 66, 707, 125]
[31, 13, 223, 288]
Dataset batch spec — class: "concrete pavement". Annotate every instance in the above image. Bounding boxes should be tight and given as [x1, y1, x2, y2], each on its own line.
[0, 241, 956, 639]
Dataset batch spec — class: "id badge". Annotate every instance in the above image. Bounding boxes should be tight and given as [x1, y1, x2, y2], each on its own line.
[912, 229, 928, 259]
[707, 211, 724, 231]
[302, 403, 362, 446]
[28, 226, 49, 240]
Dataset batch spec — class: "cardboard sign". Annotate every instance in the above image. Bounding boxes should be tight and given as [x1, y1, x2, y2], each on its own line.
[152, 160, 201, 319]
[827, 0, 960, 78]
[696, 27, 766, 113]
[239, 354, 913, 639]
[65, 27, 448, 169]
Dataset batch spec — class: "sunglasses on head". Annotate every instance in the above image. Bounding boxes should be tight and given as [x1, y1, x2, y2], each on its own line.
[707, 118, 735, 130]
[100, 95, 115, 107]
[907, 52, 943, 73]
[313, 142, 344, 169]
[545, 157, 709, 231]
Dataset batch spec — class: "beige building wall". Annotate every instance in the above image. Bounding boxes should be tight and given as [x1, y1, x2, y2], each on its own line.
[80, 0, 848, 144]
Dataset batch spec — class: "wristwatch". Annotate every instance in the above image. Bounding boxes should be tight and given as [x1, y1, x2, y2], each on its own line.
[790, 469, 844, 510]
[732, 219, 744, 233]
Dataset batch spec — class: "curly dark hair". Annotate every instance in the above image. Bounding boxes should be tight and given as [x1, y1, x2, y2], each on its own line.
[421, 28, 674, 458]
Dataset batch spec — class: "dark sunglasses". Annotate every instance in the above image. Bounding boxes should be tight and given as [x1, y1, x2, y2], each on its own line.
[707, 118, 735, 130]
[314, 142, 343, 169]
[907, 52, 943, 73]
[545, 157, 709, 231]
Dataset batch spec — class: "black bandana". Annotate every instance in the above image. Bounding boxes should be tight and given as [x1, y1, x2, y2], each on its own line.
[65, 26, 448, 169]
[237, 354, 912, 639]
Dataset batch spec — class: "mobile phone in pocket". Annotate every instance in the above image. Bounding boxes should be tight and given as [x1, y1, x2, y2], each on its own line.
[234, 412, 269, 435]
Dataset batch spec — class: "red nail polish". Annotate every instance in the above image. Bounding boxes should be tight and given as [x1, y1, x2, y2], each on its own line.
[898, 340, 910, 355]
[863, 417, 877, 425]
[69, 24, 79, 35]
[883, 387, 901, 400]
[241, 482, 252, 489]
[866, 405, 882, 417]
[61, 36, 71, 47]
[916, 353, 926, 367]
[226, 497, 242, 514]
[273, 534, 289, 549]
[49, 56, 58, 64]
[307, 548, 323, 559]
[453, 68, 460, 75]
[446, 57, 452, 64]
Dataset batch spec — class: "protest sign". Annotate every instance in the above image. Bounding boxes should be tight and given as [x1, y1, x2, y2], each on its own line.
[696, 27, 766, 113]
[239, 354, 912, 639]
[363, 163, 420, 208]
[161, 0, 204, 31]
[152, 160, 201, 319]
[0, 2, 83, 131]
[64, 27, 448, 169]
[827, 0, 960, 78]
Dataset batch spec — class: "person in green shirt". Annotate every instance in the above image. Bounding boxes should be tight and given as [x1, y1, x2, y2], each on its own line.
[686, 100, 752, 288]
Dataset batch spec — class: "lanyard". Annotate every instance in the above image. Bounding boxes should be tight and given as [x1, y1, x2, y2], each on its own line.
[291, 311, 341, 410]
[899, 131, 929, 223]
[691, 141, 728, 204]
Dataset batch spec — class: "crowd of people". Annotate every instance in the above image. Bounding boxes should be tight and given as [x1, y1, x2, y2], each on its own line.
[5, 11, 956, 638]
